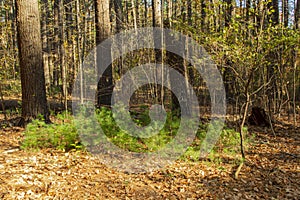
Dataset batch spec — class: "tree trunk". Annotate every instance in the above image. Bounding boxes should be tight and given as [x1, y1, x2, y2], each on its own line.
[283, 0, 289, 27]
[95, 0, 112, 107]
[41, 0, 50, 93]
[53, 0, 60, 87]
[187, 0, 192, 26]
[132, 0, 138, 29]
[152, 0, 162, 27]
[295, 0, 300, 29]
[166, 0, 173, 27]
[114, 0, 123, 32]
[144, 0, 148, 26]
[57, 0, 67, 110]
[15, 0, 50, 123]
[151, 0, 165, 105]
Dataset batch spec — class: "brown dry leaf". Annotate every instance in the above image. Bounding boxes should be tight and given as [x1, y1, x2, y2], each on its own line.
[0, 123, 299, 199]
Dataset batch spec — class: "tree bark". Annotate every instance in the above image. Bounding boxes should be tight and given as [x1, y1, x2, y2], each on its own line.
[187, 0, 192, 26]
[295, 0, 300, 29]
[283, 0, 289, 27]
[114, 0, 123, 32]
[152, 0, 162, 27]
[15, 0, 50, 123]
[95, 0, 112, 107]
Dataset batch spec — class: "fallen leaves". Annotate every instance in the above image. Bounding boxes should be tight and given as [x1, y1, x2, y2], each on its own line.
[0, 123, 299, 199]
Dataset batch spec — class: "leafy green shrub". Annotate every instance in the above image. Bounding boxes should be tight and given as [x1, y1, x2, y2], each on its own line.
[93, 107, 181, 152]
[21, 107, 254, 164]
[21, 113, 82, 151]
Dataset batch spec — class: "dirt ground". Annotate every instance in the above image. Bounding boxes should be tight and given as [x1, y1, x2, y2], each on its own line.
[0, 118, 299, 199]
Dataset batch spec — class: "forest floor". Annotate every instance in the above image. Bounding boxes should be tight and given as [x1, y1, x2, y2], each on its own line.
[0, 117, 299, 199]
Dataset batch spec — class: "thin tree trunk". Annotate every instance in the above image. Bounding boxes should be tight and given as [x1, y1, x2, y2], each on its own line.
[295, 0, 300, 29]
[283, 0, 289, 27]
[144, 0, 148, 26]
[114, 0, 123, 32]
[152, 0, 162, 104]
[53, 1, 60, 87]
[293, 59, 297, 128]
[132, 0, 138, 29]
[187, 0, 192, 26]
[76, 0, 83, 104]
[57, 0, 67, 111]
[166, 0, 172, 27]
[41, 1, 50, 94]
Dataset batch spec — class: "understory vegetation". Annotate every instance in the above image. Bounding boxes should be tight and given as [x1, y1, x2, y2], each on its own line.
[21, 108, 253, 164]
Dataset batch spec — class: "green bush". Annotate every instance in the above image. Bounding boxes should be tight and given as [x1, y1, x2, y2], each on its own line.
[182, 126, 254, 162]
[21, 113, 82, 151]
[21, 107, 254, 163]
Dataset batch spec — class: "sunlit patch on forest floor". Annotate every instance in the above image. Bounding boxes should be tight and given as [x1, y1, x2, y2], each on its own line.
[0, 118, 299, 199]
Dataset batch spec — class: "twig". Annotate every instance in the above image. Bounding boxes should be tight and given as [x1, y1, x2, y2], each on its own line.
[266, 112, 276, 136]
[234, 161, 244, 179]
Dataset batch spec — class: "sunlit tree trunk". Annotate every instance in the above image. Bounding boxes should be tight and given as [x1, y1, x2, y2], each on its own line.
[152, 0, 162, 27]
[132, 0, 138, 29]
[166, 0, 173, 27]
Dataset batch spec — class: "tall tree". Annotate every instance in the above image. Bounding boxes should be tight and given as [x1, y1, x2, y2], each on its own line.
[114, 0, 123, 32]
[15, 0, 50, 122]
[283, 0, 289, 27]
[95, 0, 112, 106]
[295, 0, 300, 29]
[187, 0, 192, 26]
[152, 0, 162, 101]
[152, 0, 162, 27]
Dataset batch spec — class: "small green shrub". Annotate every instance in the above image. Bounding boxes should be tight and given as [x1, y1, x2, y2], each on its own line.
[181, 126, 254, 162]
[21, 113, 82, 151]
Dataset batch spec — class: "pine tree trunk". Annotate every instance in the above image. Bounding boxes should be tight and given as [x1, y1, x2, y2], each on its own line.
[15, 0, 50, 123]
[95, 0, 112, 107]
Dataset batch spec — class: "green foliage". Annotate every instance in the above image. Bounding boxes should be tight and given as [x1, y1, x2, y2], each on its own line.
[21, 107, 254, 165]
[0, 80, 21, 98]
[21, 113, 82, 151]
[182, 126, 254, 163]
[92, 106, 182, 152]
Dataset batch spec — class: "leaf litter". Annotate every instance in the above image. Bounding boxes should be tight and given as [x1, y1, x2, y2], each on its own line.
[0, 122, 299, 199]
